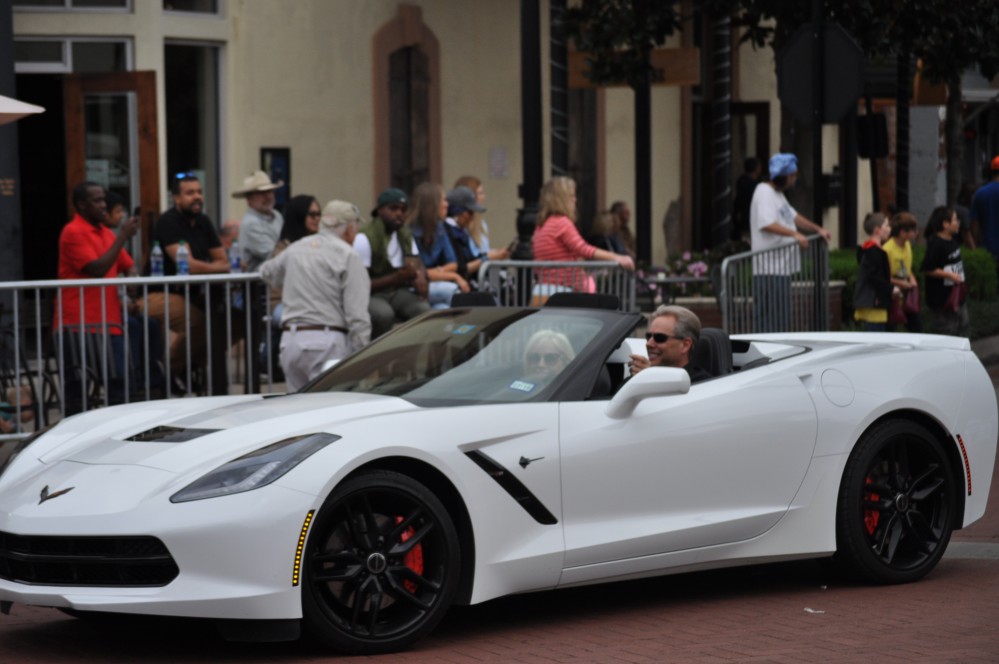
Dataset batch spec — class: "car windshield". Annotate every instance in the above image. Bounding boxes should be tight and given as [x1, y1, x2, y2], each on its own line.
[305, 308, 610, 404]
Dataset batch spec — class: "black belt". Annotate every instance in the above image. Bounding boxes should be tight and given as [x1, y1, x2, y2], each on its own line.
[282, 324, 348, 334]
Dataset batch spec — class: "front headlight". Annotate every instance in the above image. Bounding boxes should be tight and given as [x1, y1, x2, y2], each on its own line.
[0, 426, 52, 480]
[170, 433, 341, 503]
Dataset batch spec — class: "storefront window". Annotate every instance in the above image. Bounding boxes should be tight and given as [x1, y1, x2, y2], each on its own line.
[13, 0, 128, 9]
[163, 0, 218, 13]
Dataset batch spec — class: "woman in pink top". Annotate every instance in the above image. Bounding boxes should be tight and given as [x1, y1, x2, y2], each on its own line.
[533, 176, 634, 292]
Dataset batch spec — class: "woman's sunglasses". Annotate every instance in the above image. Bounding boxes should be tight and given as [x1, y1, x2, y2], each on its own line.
[527, 352, 563, 365]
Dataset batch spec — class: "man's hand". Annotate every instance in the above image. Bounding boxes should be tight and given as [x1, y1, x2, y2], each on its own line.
[395, 265, 417, 287]
[120, 216, 140, 240]
[793, 231, 809, 249]
[628, 353, 650, 376]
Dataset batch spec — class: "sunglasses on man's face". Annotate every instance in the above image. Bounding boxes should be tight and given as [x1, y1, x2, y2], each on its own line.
[527, 352, 563, 365]
[645, 332, 684, 344]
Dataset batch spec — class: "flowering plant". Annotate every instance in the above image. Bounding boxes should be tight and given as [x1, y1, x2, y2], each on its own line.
[636, 241, 748, 305]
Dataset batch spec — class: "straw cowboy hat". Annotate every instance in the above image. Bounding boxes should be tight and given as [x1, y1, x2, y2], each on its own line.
[231, 170, 284, 198]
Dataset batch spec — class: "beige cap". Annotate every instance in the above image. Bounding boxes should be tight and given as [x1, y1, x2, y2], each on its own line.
[321, 200, 365, 228]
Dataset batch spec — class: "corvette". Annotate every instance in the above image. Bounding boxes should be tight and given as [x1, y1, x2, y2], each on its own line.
[0, 299, 995, 654]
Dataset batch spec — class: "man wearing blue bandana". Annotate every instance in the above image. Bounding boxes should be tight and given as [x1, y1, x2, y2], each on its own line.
[749, 153, 831, 332]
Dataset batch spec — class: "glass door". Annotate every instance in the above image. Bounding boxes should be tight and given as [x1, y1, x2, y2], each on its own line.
[64, 71, 159, 262]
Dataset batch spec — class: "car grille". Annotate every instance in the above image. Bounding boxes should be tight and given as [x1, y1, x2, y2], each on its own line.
[0, 532, 179, 587]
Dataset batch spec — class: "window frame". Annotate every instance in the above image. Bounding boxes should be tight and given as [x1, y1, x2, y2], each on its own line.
[13, 37, 133, 74]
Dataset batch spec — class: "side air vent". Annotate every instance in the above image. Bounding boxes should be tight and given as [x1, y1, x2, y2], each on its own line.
[126, 426, 218, 443]
[464, 451, 557, 525]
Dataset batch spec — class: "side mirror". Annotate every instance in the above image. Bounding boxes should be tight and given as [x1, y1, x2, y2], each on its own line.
[604, 367, 690, 419]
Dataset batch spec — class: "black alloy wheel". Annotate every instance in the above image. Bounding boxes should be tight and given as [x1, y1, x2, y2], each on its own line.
[302, 470, 459, 654]
[836, 419, 957, 584]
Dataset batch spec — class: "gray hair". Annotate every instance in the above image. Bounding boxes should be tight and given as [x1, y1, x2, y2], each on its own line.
[650, 305, 701, 343]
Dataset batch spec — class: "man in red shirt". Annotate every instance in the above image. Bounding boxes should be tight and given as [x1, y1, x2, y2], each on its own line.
[57, 181, 139, 411]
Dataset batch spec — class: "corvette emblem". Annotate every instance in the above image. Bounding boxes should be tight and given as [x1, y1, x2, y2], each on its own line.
[39, 485, 74, 504]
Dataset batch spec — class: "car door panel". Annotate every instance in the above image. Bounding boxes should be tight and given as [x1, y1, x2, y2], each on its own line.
[559, 370, 817, 570]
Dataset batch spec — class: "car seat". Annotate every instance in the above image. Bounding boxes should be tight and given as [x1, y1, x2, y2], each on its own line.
[690, 328, 733, 377]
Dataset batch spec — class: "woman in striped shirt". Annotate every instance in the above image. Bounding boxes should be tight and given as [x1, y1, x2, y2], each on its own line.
[533, 176, 634, 293]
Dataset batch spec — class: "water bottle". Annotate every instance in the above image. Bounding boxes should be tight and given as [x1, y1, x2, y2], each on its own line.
[150, 241, 164, 277]
[176, 240, 190, 276]
[229, 240, 242, 273]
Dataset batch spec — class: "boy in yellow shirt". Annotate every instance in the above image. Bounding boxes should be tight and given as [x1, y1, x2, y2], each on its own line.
[883, 212, 922, 332]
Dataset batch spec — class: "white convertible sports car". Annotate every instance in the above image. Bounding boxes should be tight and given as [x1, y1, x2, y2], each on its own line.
[0, 297, 996, 654]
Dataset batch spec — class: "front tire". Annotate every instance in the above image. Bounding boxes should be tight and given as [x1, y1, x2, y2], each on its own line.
[302, 470, 459, 654]
[835, 419, 957, 584]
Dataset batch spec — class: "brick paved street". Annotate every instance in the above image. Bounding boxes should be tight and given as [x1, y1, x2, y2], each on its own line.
[1, 412, 997, 663]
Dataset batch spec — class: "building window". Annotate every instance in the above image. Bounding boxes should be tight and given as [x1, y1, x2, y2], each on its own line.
[12, 0, 128, 10]
[14, 38, 130, 74]
[163, 0, 218, 14]
[372, 5, 441, 193]
[165, 42, 221, 223]
[389, 46, 430, 196]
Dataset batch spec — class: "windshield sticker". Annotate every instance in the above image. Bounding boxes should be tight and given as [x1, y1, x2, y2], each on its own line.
[452, 324, 477, 335]
[509, 380, 536, 393]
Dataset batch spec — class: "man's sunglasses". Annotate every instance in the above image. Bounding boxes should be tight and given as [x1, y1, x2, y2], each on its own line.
[645, 332, 684, 343]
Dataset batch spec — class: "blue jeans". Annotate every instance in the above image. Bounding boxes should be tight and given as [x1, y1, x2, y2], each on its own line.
[428, 281, 460, 309]
[752, 275, 791, 333]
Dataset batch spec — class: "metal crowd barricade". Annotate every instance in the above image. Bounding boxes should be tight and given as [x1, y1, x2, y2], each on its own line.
[718, 234, 829, 334]
[476, 260, 638, 311]
[0, 272, 277, 440]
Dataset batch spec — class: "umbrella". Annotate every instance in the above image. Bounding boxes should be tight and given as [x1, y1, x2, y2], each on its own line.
[0, 94, 45, 126]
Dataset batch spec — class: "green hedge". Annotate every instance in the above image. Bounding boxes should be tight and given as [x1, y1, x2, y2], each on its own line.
[831, 244, 999, 339]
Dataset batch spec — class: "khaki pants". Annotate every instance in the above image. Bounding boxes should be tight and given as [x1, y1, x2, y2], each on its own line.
[279, 328, 348, 392]
[137, 292, 206, 377]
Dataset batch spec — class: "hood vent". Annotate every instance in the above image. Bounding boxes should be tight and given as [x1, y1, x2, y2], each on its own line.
[127, 426, 218, 443]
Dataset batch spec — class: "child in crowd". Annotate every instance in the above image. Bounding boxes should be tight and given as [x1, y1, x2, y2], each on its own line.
[0, 386, 35, 434]
[853, 212, 897, 331]
[920, 206, 970, 337]
[883, 212, 922, 332]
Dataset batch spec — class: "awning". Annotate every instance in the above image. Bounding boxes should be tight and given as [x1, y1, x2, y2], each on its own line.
[0, 94, 45, 126]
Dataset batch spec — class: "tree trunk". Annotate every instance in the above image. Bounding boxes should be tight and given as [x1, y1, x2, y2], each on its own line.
[945, 71, 963, 206]
[895, 52, 911, 212]
[710, 13, 732, 247]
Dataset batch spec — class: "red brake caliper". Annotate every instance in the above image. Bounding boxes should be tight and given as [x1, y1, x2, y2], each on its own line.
[395, 516, 424, 593]
[864, 477, 880, 535]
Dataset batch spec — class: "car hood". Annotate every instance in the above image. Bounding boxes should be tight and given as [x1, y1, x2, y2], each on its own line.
[28, 392, 419, 475]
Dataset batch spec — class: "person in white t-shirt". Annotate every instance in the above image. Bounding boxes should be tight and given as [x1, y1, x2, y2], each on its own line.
[354, 188, 430, 338]
[749, 153, 831, 332]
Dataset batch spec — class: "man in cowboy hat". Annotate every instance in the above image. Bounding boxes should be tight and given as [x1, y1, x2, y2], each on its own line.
[233, 170, 285, 272]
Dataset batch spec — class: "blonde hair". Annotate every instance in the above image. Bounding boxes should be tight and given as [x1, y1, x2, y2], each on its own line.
[524, 330, 575, 366]
[455, 175, 486, 247]
[537, 176, 577, 226]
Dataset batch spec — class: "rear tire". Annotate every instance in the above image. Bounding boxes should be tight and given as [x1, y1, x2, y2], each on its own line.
[835, 419, 956, 584]
[302, 470, 459, 654]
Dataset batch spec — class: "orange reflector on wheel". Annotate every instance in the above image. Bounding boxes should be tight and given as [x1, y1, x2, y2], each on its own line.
[956, 435, 972, 496]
